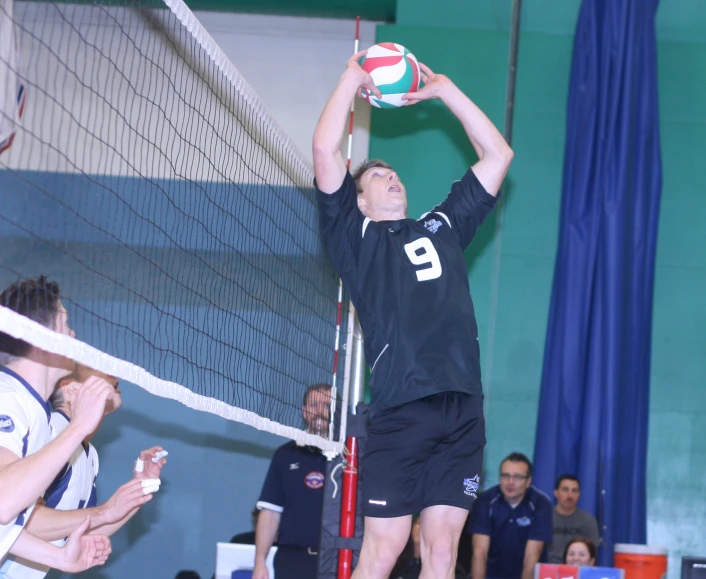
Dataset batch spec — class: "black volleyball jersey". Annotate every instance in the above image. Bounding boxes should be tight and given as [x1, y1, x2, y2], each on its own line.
[316, 168, 498, 415]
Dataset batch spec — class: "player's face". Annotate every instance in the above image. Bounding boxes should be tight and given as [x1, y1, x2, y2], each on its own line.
[554, 479, 580, 512]
[565, 542, 594, 566]
[499, 460, 532, 503]
[303, 388, 331, 437]
[358, 167, 407, 219]
[53, 301, 76, 339]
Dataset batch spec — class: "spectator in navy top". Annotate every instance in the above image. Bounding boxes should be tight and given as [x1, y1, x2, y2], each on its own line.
[469, 453, 553, 579]
[252, 383, 331, 579]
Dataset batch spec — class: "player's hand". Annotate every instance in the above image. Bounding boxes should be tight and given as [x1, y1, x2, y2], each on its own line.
[402, 63, 450, 105]
[70, 376, 115, 437]
[346, 50, 382, 100]
[252, 559, 269, 579]
[103, 376, 122, 415]
[96, 479, 154, 526]
[58, 516, 111, 572]
[133, 446, 167, 480]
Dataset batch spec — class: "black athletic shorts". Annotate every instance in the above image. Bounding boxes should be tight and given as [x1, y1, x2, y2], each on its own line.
[361, 391, 485, 518]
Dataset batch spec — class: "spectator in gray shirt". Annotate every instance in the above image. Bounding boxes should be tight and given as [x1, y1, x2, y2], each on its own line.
[547, 475, 600, 564]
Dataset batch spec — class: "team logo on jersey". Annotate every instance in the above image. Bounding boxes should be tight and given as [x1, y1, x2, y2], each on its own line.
[305, 471, 324, 490]
[463, 474, 480, 497]
[0, 415, 15, 433]
[423, 218, 443, 234]
[516, 516, 532, 527]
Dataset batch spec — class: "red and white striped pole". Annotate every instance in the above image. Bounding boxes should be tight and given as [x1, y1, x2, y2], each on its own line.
[338, 17, 361, 579]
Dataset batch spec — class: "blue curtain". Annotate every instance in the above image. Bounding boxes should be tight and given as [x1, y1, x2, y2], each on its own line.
[533, 0, 662, 566]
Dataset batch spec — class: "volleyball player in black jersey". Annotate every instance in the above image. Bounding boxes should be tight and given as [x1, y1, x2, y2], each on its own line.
[313, 52, 513, 579]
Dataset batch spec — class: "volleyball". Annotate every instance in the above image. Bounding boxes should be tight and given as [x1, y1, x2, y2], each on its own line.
[359, 42, 421, 109]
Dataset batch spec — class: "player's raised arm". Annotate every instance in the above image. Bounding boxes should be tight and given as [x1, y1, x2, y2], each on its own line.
[404, 63, 513, 196]
[313, 51, 381, 194]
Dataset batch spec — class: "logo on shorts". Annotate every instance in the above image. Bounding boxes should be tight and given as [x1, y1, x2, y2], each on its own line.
[0, 415, 15, 433]
[305, 471, 324, 490]
[464, 474, 480, 497]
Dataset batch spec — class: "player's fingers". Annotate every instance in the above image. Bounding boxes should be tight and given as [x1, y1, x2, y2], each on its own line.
[91, 547, 109, 565]
[124, 488, 151, 503]
[117, 478, 145, 495]
[126, 482, 156, 499]
[123, 492, 153, 509]
[94, 535, 112, 554]
[348, 49, 367, 63]
[121, 486, 151, 503]
[139, 478, 162, 495]
[366, 84, 382, 99]
[418, 62, 434, 76]
[139, 445, 163, 459]
[80, 378, 112, 402]
[96, 383, 114, 403]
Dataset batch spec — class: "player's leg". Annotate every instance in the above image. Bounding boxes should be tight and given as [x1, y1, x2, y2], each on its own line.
[418, 505, 469, 579]
[352, 514, 412, 578]
[418, 392, 485, 579]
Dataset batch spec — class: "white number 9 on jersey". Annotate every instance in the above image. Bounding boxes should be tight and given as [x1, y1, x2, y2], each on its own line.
[404, 238, 442, 282]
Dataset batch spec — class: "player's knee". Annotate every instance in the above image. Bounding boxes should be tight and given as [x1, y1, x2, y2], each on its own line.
[423, 537, 456, 574]
[360, 535, 406, 577]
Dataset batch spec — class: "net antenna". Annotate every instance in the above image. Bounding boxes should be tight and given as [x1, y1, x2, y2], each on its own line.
[0, 0, 350, 454]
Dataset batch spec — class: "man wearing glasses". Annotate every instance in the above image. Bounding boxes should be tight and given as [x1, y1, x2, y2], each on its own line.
[468, 453, 553, 579]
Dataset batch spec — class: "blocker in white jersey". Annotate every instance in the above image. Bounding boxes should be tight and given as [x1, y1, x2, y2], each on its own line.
[44, 411, 99, 517]
[0, 367, 52, 559]
[0, 411, 99, 579]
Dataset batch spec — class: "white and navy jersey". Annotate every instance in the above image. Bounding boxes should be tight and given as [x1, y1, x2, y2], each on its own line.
[0, 411, 99, 578]
[43, 411, 99, 519]
[316, 169, 498, 415]
[0, 367, 52, 560]
[257, 442, 326, 549]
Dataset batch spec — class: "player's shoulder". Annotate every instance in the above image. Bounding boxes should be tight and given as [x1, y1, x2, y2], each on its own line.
[0, 369, 49, 420]
[0, 370, 24, 395]
[0, 375, 32, 418]
[418, 211, 453, 234]
[316, 170, 357, 200]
